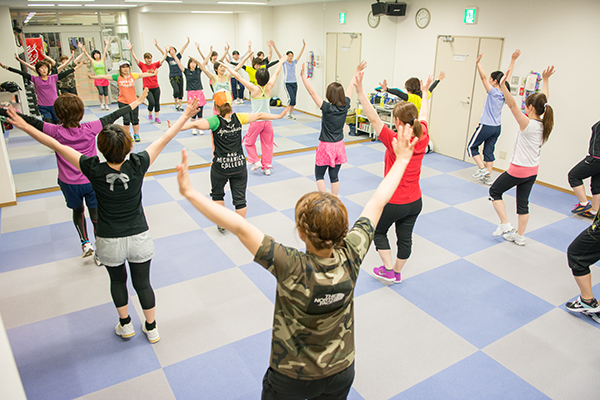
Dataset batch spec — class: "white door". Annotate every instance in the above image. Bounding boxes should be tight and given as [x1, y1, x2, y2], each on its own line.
[325, 32, 361, 103]
[429, 36, 503, 161]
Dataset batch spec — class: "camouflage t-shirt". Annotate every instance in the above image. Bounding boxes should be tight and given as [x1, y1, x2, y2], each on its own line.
[253, 217, 375, 380]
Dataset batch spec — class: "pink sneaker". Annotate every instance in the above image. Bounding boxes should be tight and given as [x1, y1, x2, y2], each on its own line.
[154, 118, 161, 124]
[148, 114, 153, 121]
[394, 272, 402, 284]
[373, 266, 395, 282]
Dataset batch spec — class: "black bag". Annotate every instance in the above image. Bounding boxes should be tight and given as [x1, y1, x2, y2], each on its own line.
[0, 81, 22, 93]
[269, 96, 281, 107]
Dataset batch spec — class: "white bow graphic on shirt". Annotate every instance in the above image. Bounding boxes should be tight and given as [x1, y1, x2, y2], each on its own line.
[106, 173, 130, 191]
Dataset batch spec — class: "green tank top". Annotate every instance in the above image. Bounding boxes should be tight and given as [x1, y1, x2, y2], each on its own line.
[213, 79, 230, 92]
[251, 86, 270, 114]
[92, 60, 105, 75]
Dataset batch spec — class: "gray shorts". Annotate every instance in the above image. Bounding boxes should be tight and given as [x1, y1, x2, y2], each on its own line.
[95, 231, 155, 267]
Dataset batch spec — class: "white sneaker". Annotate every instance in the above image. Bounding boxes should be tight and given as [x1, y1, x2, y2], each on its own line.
[493, 222, 514, 237]
[82, 242, 94, 258]
[263, 168, 271, 176]
[115, 321, 135, 338]
[503, 231, 526, 246]
[472, 167, 488, 179]
[287, 113, 296, 120]
[250, 161, 262, 171]
[143, 324, 160, 344]
[93, 253, 104, 267]
[480, 174, 493, 186]
[198, 130, 205, 135]
[191, 129, 198, 135]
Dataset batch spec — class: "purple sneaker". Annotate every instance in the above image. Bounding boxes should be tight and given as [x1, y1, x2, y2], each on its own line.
[148, 114, 153, 121]
[154, 118, 161, 124]
[394, 272, 402, 284]
[373, 266, 395, 282]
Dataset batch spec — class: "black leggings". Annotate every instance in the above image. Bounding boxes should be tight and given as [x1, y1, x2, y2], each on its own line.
[315, 164, 341, 183]
[146, 87, 161, 113]
[192, 106, 204, 120]
[374, 198, 422, 259]
[568, 216, 600, 277]
[73, 204, 98, 244]
[169, 76, 183, 100]
[118, 101, 139, 126]
[568, 155, 600, 194]
[489, 172, 537, 215]
[105, 260, 155, 310]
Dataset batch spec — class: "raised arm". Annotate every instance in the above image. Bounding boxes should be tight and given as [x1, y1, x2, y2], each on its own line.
[223, 62, 259, 96]
[419, 75, 433, 123]
[73, 52, 86, 64]
[264, 55, 286, 92]
[192, 54, 216, 82]
[138, 70, 158, 79]
[173, 53, 185, 72]
[267, 42, 273, 63]
[88, 72, 112, 80]
[100, 88, 149, 126]
[476, 54, 492, 93]
[2, 63, 32, 80]
[499, 71, 529, 131]
[154, 39, 165, 57]
[541, 65, 554, 99]
[427, 71, 445, 93]
[346, 61, 366, 98]
[296, 39, 306, 63]
[56, 52, 74, 73]
[234, 51, 253, 72]
[300, 62, 323, 108]
[360, 124, 417, 225]
[247, 107, 290, 123]
[6, 106, 82, 171]
[127, 42, 141, 66]
[145, 99, 199, 165]
[195, 42, 206, 60]
[43, 54, 57, 66]
[158, 47, 168, 65]
[219, 43, 229, 62]
[80, 42, 94, 63]
[355, 71, 385, 135]
[269, 40, 283, 59]
[177, 149, 264, 254]
[13, 54, 35, 71]
[101, 38, 109, 63]
[180, 37, 191, 55]
[380, 79, 409, 101]
[505, 49, 521, 83]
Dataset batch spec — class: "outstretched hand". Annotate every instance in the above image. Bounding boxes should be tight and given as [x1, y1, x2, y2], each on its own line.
[499, 69, 510, 88]
[354, 71, 365, 94]
[300, 62, 306, 78]
[421, 74, 433, 93]
[542, 65, 555, 80]
[126, 42, 132, 50]
[183, 98, 200, 118]
[476, 54, 483, 63]
[277, 107, 291, 119]
[356, 60, 367, 73]
[437, 71, 446, 81]
[177, 149, 193, 197]
[379, 79, 388, 92]
[6, 106, 27, 131]
[511, 49, 521, 61]
[392, 123, 417, 164]
[140, 87, 149, 100]
[104, 38, 109, 46]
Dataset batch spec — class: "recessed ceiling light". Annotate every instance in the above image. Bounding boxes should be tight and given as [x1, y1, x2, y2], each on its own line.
[191, 11, 234, 14]
[124, 0, 183, 3]
[84, 3, 136, 6]
[217, 1, 268, 5]
[58, 3, 82, 5]
[27, 4, 55, 6]
[30, 0, 94, 2]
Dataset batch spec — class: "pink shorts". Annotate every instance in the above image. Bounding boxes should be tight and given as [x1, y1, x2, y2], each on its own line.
[187, 90, 207, 107]
[315, 140, 347, 167]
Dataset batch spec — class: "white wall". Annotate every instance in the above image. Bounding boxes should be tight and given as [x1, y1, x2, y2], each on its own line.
[131, 0, 598, 191]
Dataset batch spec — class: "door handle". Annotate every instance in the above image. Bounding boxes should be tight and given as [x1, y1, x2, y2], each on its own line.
[460, 100, 470, 105]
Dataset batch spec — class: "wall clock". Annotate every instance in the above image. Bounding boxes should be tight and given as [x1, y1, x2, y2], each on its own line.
[367, 11, 380, 28]
[415, 8, 431, 29]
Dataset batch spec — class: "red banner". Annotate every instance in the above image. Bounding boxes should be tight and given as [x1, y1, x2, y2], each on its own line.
[25, 37, 44, 64]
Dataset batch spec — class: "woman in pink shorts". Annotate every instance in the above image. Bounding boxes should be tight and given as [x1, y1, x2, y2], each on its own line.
[174, 54, 207, 135]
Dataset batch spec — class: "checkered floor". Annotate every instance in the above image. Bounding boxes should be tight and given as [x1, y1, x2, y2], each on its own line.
[1, 134, 599, 399]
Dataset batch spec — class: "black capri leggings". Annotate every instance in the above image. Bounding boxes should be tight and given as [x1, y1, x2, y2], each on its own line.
[105, 260, 155, 310]
[568, 155, 600, 194]
[567, 215, 600, 277]
[210, 167, 248, 209]
[374, 198, 422, 260]
[146, 87, 161, 113]
[489, 172, 537, 215]
[315, 164, 341, 183]
[169, 76, 183, 100]
[118, 101, 139, 126]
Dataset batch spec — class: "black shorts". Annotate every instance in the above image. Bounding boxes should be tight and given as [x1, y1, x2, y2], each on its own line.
[96, 85, 108, 96]
[210, 167, 248, 209]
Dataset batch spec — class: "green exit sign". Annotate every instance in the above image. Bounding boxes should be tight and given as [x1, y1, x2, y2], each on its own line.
[464, 8, 477, 24]
[339, 11, 346, 24]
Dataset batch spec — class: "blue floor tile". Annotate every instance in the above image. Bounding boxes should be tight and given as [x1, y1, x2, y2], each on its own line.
[420, 174, 490, 206]
[527, 216, 590, 252]
[413, 207, 498, 257]
[164, 329, 271, 400]
[344, 144, 386, 166]
[337, 166, 382, 196]
[394, 259, 554, 348]
[528, 184, 579, 216]
[151, 229, 237, 289]
[10, 154, 57, 174]
[7, 134, 39, 148]
[285, 133, 318, 147]
[422, 152, 472, 172]
[302, 120, 322, 130]
[392, 351, 550, 400]
[239, 262, 277, 304]
[141, 179, 176, 206]
[7, 303, 161, 400]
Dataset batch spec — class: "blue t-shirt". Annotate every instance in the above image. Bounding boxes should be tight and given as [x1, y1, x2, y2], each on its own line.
[166, 53, 183, 77]
[283, 59, 297, 83]
[480, 87, 505, 126]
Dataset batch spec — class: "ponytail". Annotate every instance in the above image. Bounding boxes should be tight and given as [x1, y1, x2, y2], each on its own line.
[542, 104, 554, 143]
[526, 93, 553, 143]
[217, 102, 232, 117]
[393, 101, 422, 139]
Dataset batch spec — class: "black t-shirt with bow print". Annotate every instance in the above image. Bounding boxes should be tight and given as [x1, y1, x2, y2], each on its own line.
[79, 151, 150, 238]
